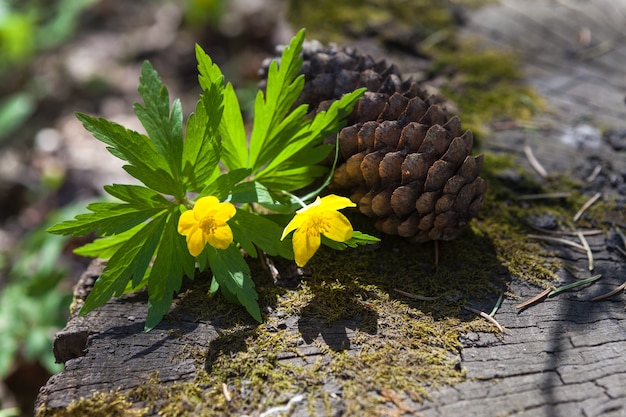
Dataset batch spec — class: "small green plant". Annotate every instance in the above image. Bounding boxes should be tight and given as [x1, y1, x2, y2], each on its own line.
[48, 29, 379, 330]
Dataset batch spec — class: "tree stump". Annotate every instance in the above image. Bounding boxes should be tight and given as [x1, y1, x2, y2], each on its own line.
[36, 1, 626, 416]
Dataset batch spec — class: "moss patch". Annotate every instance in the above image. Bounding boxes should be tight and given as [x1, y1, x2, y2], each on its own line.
[37, 391, 147, 417]
[288, 0, 496, 44]
[432, 46, 544, 138]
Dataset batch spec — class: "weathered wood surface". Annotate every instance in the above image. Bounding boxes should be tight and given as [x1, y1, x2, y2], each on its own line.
[415, 2, 626, 416]
[37, 1, 626, 416]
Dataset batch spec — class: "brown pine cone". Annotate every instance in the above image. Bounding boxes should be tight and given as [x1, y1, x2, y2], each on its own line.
[260, 41, 487, 242]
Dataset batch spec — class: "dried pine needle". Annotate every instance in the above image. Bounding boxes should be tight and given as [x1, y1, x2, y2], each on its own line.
[576, 231, 594, 271]
[586, 164, 602, 182]
[529, 225, 603, 236]
[548, 274, 602, 297]
[222, 383, 232, 403]
[573, 192, 601, 222]
[463, 306, 504, 332]
[527, 234, 587, 251]
[591, 281, 626, 301]
[515, 286, 554, 310]
[523, 145, 548, 178]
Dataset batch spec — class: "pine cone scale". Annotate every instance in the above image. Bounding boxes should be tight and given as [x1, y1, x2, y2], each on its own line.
[261, 41, 487, 242]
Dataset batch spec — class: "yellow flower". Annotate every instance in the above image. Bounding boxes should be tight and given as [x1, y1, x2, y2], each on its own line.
[178, 196, 236, 256]
[281, 195, 356, 267]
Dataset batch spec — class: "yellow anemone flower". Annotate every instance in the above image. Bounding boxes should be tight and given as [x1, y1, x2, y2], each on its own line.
[281, 195, 356, 267]
[177, 196, 236, 256]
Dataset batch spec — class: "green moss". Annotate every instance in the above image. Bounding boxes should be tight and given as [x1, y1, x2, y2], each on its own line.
[432, 47, 544, 139]
[288, 0, 445, 44]
[37, 391, 147, 417]
[288, 0, 497, 44]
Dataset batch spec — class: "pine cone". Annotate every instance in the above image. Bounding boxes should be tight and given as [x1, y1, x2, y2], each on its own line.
[260, 41, 487, 242]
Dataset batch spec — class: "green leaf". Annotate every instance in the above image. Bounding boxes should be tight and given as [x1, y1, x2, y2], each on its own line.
[255, 165, 329, 191]
[145, 212, 195, 330]
[230, 209, 294, 259]
[248, 28, 306, 171]
[196, 44, 247, 171]
[76, 113, 183, 196]
[255, 88, 365, 190]
[206, 245, 261, 322]
[200, 168, 251, 201]
[219, 83, 248, 170]
[104, 184, 170, 208]
[73, 223, 147, 259]
[182, 77, 224, 191]
[47, 202, 165, 237]
[134, 61, 183, 180]
[229, 181, 296, 211]
[251, 103, 309, 172]
[79, 213, 168, 316]
[321, 231, 381, 250]
[307, 88, 366, 140]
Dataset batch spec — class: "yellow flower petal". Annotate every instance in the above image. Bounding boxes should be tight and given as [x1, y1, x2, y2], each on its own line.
[318, 195, 356, 211]
[293, 226, 320, 267]
[296, 196, 322, 214]
[212, 201, 236, 223]
[194, 196, 220, 219]
[206, 225, 233, 250]
[186, 227, 206, 257]
[281, 212, 307, 240]
[177, 210, 198, 236]
[320, 211, 353, 242]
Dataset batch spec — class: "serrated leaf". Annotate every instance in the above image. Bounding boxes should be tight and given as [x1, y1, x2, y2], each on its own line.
[196, 44, 247, 171]
[134, 61, 183, 179]
[79, 213, 168, 316]
[47, 202, 164, 237]
[145, 212, 195, 330]
[307, 88, 365, 139]
[248, 29, 306, 171]
[219, 83, 248, 170]
[73, 223, 146, 259]
[250, 103, 309, 172]
[182, 79, 223, 191]
[206, 245, 261, 322]
[76, 113, 183, 196]
[200, 168, 251, 201]
[256, 88, 365, 190]
[104, 184, 170, 208]
[230, 209, 294, 259]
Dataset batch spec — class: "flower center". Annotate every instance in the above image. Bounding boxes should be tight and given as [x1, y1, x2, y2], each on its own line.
[308, 214, 329, 236]
[199, 215, 218, 234]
